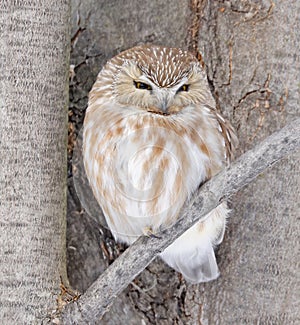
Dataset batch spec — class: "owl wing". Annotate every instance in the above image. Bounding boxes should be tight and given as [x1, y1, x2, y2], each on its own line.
[215, 111, 238, 163]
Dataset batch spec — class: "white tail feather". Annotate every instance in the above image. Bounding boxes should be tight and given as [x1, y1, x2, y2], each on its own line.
[160, 237, 220, 283]
[160, 204, 228, 283]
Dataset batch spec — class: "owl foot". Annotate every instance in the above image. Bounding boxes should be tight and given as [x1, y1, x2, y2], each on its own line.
[143, 226, 161, 239]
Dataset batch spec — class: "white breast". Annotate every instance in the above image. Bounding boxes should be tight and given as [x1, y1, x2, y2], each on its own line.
[83, 110, 215, 244]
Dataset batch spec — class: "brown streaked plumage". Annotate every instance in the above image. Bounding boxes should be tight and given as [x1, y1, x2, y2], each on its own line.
[83, 45, 237, 283]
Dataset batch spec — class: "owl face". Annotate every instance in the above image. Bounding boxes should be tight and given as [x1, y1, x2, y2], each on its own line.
[97, 45, 213, 116]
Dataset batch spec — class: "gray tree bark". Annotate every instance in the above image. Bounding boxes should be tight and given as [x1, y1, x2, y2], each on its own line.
[0, 1, 70, 324]
[66, 0, 300, 324]
[4, 0, 298, 324]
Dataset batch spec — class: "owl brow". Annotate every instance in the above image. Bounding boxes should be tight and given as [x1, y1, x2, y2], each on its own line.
[137, 63, 151, 77]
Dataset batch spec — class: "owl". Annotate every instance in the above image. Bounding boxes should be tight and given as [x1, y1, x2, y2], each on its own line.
[83, 45, 237, 283]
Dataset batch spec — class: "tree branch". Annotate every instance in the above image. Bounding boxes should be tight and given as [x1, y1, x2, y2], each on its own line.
[61, 119, 300, 324]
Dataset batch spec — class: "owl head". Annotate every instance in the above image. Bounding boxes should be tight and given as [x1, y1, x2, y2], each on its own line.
[90, 45, 215, 115]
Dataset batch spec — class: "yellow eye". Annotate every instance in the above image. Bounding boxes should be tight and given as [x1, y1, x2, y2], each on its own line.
[134, 81, 152, 90]
[177, 84, 189, 92]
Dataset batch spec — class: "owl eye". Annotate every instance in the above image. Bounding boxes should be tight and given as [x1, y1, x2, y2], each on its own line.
[177, 84, 189, 92]
[134, 81, 152, 90]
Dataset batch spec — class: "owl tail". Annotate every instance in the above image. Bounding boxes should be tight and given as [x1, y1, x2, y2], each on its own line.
[160, 204, 228, 283]
[160, 240, 219, 284]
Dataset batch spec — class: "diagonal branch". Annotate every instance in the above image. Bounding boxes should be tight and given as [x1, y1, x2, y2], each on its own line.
[61, 118, 300, 324]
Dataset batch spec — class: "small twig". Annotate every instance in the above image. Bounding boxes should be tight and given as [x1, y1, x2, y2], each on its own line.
[61, 119, 300, 324]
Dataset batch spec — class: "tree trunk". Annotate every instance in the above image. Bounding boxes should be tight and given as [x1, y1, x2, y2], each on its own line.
[189, 1, 300, 323]
[0, 1, 70, 323]
[67, 0, 299, 323]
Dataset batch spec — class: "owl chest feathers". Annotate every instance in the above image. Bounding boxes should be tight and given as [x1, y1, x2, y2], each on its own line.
[83, 107, 226, 243]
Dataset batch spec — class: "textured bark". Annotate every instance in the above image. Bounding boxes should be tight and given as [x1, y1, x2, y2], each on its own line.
[67, 0, 300, 324]
[195, 2, 300, 324]
[0, 1, 70, 323]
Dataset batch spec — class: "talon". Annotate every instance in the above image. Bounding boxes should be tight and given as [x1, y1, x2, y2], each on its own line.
[143, 226, 161, 239]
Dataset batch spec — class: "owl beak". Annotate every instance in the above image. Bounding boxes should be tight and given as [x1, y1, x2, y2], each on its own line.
[160, 98, 169, 114]
[147, 108, 170, 116]
[159, 96, 170, 114]
[149, 91, 171, 115]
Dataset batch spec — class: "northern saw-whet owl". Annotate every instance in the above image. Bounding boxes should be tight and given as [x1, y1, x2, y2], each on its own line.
[83, 45, 237, 283]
